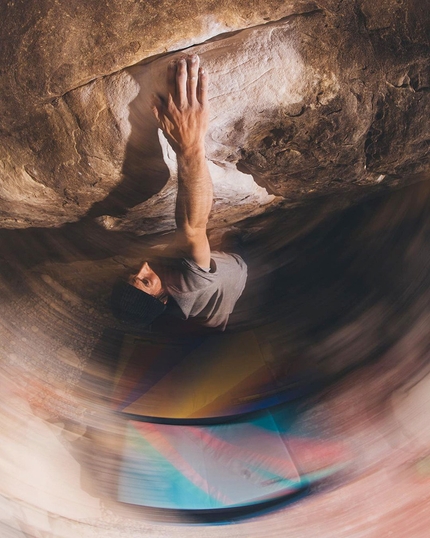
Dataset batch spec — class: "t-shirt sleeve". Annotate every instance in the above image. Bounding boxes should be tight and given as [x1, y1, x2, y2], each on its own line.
[180, 258, 217, 277]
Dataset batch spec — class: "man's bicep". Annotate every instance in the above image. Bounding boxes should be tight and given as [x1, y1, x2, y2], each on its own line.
[174, 228, 211, 269]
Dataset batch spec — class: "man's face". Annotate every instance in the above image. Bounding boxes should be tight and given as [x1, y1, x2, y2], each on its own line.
[128, 262, 167, 302]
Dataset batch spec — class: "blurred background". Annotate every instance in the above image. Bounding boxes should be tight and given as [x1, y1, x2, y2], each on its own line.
[1, 178, 430, 535]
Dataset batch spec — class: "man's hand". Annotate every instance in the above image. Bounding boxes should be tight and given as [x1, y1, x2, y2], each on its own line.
[151, 54, 212, 269]
[152, 55, 209, 155]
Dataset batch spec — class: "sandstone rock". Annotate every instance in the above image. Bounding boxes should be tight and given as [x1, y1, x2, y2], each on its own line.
[0, 0, 428, 230]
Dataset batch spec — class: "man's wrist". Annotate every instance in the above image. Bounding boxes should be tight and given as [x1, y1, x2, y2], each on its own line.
[177, 144, 206, 161]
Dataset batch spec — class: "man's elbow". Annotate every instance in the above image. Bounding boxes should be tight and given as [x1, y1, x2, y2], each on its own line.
[181, 223, 208, 240]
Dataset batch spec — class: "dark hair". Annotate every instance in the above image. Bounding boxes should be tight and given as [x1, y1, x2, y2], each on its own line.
[110, 279, 166, 326]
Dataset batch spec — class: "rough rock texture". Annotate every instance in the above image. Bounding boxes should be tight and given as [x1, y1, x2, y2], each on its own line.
[0, 0, 429, 230]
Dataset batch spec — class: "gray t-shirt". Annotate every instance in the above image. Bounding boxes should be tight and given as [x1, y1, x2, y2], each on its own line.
[163, 252, 248, 330]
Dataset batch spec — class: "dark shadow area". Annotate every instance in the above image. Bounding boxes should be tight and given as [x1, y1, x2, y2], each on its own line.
[1, 179, 429, 365]
[86, 63, 170, 218]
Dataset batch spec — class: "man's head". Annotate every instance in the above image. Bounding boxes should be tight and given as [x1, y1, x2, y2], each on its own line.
[111, 262, 168, 325]
[128, 262, 167, 300]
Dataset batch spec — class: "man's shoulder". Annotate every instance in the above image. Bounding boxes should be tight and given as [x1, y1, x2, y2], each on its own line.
[210, 251, 248, 272]
[160, 239, 246, 269]
[175, 251, 247, 274]
[163, 251, 247, 290]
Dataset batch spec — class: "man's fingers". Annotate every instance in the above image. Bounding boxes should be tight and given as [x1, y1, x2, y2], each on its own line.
[187, 54, 199, 104]
[167, 61, 176, 100]
[197, 67, 208, 106]
[176, 57, 188, 108]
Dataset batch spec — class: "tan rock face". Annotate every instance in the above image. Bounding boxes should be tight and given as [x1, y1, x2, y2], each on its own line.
[0, 0, 428, 230]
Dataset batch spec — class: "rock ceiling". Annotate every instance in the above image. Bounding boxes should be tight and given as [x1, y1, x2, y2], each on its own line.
[0, 0, 428, 231]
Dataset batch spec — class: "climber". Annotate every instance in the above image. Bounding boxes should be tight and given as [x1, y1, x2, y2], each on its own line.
[111, 54, 248, 330]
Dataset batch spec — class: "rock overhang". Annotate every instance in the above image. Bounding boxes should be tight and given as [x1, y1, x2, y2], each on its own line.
[0, 0, 428, 230]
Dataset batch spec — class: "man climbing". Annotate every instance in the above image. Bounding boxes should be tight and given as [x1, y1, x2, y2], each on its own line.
[111, 54, 248, 330]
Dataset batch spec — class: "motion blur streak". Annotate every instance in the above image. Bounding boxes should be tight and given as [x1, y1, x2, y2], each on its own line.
[1, 179, 430, 536]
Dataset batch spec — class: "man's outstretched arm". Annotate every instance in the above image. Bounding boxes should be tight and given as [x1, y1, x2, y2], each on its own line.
[152, 55, 212, 269]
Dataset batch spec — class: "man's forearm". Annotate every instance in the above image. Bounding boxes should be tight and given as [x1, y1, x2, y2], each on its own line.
[152, 54, 212, 265]
[175, 145, 213, 235]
